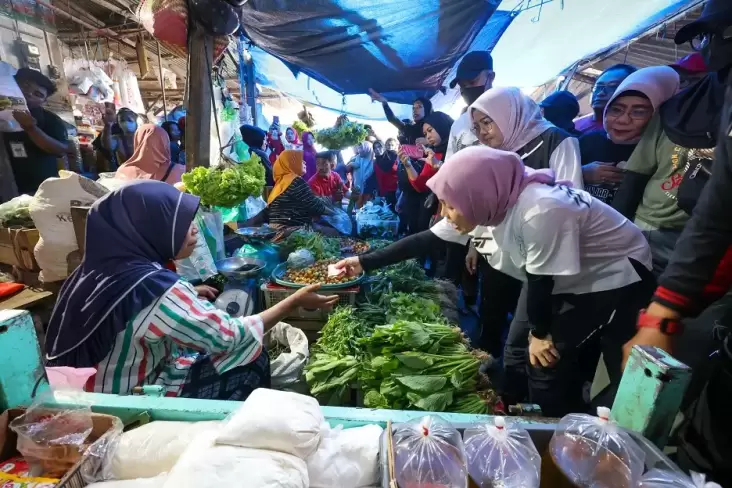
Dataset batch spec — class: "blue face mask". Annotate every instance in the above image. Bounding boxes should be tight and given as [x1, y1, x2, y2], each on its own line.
[121, 122, 137, 134]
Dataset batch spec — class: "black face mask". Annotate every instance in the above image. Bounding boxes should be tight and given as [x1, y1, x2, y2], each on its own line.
[460, 85, 486, 106]
[702, 31, 732, 74]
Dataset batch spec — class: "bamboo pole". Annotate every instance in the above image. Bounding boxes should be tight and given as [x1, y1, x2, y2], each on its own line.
[157, 41, 168, 120]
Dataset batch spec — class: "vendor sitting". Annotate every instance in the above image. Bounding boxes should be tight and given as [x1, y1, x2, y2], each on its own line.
[267, 150, 334, 229]
[44, 181, 338, 400]
[308, 151, 350, 203]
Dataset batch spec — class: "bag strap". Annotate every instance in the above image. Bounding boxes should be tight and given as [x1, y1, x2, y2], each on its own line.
[161, 162, 176, 182]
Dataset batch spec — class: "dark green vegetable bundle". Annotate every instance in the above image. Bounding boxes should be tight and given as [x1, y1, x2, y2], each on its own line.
[280, 229, 341, 261]
[314, 120, 368, 150]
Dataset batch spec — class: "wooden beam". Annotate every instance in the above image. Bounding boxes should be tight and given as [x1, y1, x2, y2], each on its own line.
[84, 0, 137, 22]
[53, 3, 105, 29]
[136, 34, 150, 78]
[185, 22, 213, 169]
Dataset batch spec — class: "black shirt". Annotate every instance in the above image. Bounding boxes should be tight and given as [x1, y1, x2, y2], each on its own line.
[579, 130, 637, 204]
[5, 107, 68, 194]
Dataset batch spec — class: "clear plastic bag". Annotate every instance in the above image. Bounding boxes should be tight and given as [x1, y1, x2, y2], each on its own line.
[287, 249, 315, 269]
[640, 469, 722, 488]
[542, 407, 645, 488]
[8, 393, 122, 481]
[463, 416, 540, 488]
[392, 415, 468, 488]
[320, 208, 353, 235]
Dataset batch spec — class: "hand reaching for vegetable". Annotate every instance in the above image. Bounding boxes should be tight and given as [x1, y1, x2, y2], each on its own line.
[528, 332, 560, 368]
[292, 283, 339, 310]
[333, 257, 363, 278]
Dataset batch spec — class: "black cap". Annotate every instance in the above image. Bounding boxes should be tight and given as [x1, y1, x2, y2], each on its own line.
[449, 51, 494, 89]
[675, 0, 732, 45]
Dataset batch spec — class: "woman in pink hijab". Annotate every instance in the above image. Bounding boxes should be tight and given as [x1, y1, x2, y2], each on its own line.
[336, 146, 654, 417]
[116, 124, 184, 184]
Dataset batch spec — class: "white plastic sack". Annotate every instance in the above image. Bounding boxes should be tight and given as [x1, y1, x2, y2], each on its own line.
[0, 62, 28, 132]
[97, 172, 132, 192]
[216, 389, 324, 459]
[267, 322, 309, 391]
[86, 475, 167, 487]
[29, 171, 108, 282]
[307, 423, 383, 488]
[107, 421, 220, 480]
[164, 430, 307, 488]
[175, 219, 217, 281]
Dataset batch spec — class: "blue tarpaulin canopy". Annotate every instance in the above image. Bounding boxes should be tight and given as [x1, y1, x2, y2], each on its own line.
[240, 0, 702, 120]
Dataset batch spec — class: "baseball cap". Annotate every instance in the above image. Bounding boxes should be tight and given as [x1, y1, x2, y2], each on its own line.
[449, 51, 494, 89]
[675, 0, 732, 45]
[670, 52, 708, 73]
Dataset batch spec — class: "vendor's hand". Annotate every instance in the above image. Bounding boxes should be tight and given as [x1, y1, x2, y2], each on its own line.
[528, 333, 560, 368]
[292, 283, 339, 310]
[465, 246, 479, 275]
[368, 88, 387, 103]
[333, 257, 363, 278]
[582, 162, 625, 186]
[194, 285, 219, 301]
[12, 110, 36, 130]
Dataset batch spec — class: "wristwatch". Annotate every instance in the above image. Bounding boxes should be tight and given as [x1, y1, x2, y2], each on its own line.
[637, 309, 684, 336]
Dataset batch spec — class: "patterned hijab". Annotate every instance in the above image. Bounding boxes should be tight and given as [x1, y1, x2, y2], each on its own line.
[426, 146, 556, 227]
[268, 150, 305, 204]
[470, 87, 554, 153]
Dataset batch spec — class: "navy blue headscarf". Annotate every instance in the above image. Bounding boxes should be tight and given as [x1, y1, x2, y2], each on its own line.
[46, 181, 200, 367]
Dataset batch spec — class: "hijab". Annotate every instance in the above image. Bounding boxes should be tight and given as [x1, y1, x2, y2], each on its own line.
[414, 96, 433, 121]
[285, 127, 300, 145]
[421, 111, 454, 156]
[426, 146, 557, 227]
[540, 91, 580, 135]
[268, 150, 304, 204]
[375, 141, 397, 172]
[302, 131, 317, 181]
[470, 87, 554, 153]
[116, 124, 184, 184]
[352, 141, 375, 189]
[603, 66, 680, 145]
[240, 125, 273, 186]
[45, 181, 200, 367]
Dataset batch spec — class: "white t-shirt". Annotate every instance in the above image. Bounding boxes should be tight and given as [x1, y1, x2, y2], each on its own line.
[445, 111, 479, 161]
[431, 183, 651, 295]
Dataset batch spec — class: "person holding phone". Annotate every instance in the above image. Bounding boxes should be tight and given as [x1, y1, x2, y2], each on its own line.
[102, 107, 138, 166]
[580, 66, 680, 205]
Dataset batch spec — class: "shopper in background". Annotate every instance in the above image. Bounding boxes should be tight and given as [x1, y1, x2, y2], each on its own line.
[373, 139, 398, 209]
[574, 64, 637, 134]
[284, 127, 301, 150]
[161, 121, 182, 165]
[445, 51, 496, 159]
[102, 107, 138, 166]
[302, 131, 318, 181]
[348, 141, 378, 207]
[369, 88, 433, 145]
[239, 124, 274, 186]
[580, 66, 680, 205]
[539, 90, 581, 136]
[267, 122, 285, 165]
[7, 68, 70, 194]
[309, 151, 349, 203]
[115, 124, 184, 185]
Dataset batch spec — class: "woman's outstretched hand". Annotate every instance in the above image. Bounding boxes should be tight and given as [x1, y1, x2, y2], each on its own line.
[292, 284, 339, 310]
[333, 257, 363, 278]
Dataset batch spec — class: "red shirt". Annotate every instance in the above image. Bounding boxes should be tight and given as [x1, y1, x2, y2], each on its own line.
[409, 151, 444, 193]
[374, 158, 398, 193]
[308, 172, 347, 201]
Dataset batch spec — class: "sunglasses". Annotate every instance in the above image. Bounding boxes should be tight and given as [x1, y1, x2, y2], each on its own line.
[690, 25, 732, 52]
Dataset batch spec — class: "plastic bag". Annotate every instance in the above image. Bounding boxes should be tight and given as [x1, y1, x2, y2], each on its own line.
[640, 469, 722, 488]
[267, 322, 310, 392]
[197, 210, 225, 260]
[216, 389, 324, 459]
[392, 415, 468, 488]
[9, 394, 122, 480]
[0, 62, 28, 132]
[0, 194, 34, 227]
[542, 407, 645, 488]
[307, 423, 383, 488]
[463, 416, 540, 488]
[320, 207, 353, 235]
[287, 249, 315, 269]
[105, 421, 220, 480]
[175, 220, 217, 281]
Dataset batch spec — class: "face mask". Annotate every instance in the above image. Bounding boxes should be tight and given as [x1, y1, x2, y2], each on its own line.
[702, 33, 732, 73]
[122, 122, 137, 134]
[460, 85, 486, 106]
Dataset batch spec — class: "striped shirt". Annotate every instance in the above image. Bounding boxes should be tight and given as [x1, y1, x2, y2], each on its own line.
[84, 280, 264, 397]
[268, 177, 328, 226]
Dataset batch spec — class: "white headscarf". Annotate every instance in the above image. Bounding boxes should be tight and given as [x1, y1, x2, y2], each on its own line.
[603, 66, 681, 135]
[469, 87, 554, 153]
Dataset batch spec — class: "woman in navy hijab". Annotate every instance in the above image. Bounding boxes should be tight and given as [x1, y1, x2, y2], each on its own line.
[45, 181, 337, 399]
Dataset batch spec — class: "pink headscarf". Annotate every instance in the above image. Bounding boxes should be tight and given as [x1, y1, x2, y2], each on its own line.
[285, 127, 300, 145]
[469, 87, 554, 153]
[426, 146, 556, 227]
[116, 124, 184, 184]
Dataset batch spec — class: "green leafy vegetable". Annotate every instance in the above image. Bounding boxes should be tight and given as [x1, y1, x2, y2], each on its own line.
[315, 120, 368, 150]
[181, 153, 265, 207]
[292, 120, 310, 137]
[280, 229, 341, 261]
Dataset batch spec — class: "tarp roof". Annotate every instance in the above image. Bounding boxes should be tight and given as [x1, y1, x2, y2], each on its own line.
[242, 0, 703, 121]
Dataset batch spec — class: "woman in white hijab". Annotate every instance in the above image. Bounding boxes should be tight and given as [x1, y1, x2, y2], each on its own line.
[469, 86, 584, 188]
[348, 141, 377, 207]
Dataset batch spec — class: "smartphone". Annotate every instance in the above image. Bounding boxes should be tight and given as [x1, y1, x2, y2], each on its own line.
[402, 144, 424, 159]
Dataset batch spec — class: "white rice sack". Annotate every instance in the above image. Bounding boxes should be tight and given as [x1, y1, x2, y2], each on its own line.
[29, 170, 108, 282]
[216, 389, 324, 459]
[307, 424, 383, 488]
[86, 475, 167, 487]
[107, 421, 220, 480]
[164, 430, 307, 488]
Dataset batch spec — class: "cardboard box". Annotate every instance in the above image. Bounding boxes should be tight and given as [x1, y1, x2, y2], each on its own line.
[0, 227, 39, 271]
[0, 408, 120, 487]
